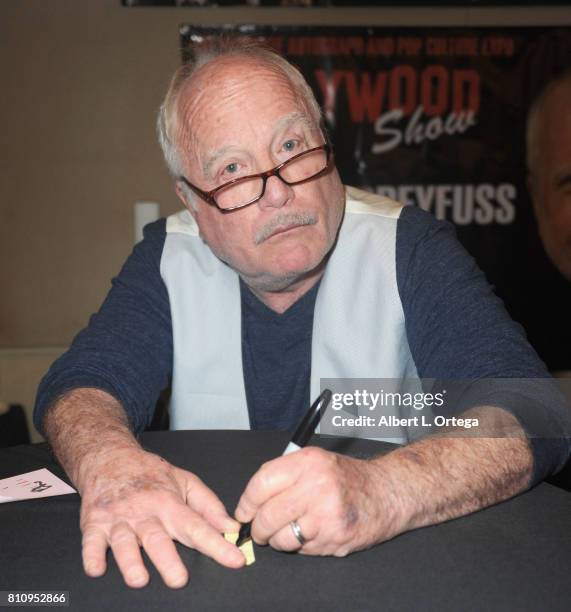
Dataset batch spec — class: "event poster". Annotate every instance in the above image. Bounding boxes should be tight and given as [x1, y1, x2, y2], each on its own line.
[180, 25, 571, 371]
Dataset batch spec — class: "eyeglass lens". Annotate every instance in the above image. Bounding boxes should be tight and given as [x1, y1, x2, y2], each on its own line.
[215, 148, 328, 210]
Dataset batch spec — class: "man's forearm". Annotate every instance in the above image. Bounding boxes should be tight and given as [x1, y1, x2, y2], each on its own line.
[377, 407, 534, 535]
[43, 388, 141, 491]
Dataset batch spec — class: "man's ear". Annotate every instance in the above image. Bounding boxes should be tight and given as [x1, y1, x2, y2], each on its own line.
[175, 181, 197, 220]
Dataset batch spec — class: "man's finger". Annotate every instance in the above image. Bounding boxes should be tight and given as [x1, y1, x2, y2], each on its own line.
[168, 510, 246, 569]
[235, 453, 305, 522]
[137, 519, 188, 588]
[249, 487, 307, 545]
[181, 471, 241, 532]
[205, 511, 242, 535]
[268, 517, 314, 552]
[82, 525, 109, 578]
[108, 522, 149, 588]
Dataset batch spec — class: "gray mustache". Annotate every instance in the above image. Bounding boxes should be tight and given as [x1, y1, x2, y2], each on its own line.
[255, 213, 317, 245]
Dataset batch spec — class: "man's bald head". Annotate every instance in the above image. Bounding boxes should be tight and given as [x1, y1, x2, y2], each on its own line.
[157, 37, 323, 179]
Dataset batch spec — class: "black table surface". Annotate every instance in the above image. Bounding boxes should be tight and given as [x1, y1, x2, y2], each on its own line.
[1, 431, 570, 611]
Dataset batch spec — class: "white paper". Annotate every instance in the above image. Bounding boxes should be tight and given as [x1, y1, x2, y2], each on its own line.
[0, 468, 76, 503]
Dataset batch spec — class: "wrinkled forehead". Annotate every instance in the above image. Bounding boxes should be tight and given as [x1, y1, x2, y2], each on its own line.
[175, 56, 318, 167]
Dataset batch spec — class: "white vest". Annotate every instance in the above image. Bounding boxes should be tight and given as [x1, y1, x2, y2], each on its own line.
[160, 186, 422, 443]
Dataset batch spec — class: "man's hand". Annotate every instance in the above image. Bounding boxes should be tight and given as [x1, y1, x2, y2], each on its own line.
[42, 388, 245, 589]
[235, 408, 533, 556]
[234, 447, 400, 556]
[79, 447, 245, 588]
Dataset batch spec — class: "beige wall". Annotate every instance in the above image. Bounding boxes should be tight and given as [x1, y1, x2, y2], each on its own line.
[1, 1, 569, 439]
[0, 348, 65, 442]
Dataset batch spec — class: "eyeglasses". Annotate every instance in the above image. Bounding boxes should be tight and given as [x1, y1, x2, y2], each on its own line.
[179, 144, 332, 213]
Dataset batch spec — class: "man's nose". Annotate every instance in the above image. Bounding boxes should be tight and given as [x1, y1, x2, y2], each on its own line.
[258, 174, 292, 210]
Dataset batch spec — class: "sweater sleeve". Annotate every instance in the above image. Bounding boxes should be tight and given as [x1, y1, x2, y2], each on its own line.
[33, 219, 172, 435]
[395, 205, 571, 485]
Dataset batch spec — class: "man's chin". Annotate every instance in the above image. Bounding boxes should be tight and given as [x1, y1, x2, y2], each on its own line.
[247, 270, 311, 293]
[242, 260, 324, 293]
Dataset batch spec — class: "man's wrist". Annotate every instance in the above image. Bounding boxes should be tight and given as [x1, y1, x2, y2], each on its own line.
[73, 437, 145, 495]
[43, 388, 142, 490]
[362, 455, 412, 542]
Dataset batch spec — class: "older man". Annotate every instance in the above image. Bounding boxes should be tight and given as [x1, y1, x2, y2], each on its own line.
[35, 39, 570, 590]
[527, 69, 571, 282]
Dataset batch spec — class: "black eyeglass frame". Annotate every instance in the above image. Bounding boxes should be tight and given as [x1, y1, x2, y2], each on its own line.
[178, 143, 332, 213]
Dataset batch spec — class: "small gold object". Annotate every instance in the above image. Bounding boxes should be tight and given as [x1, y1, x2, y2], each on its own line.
[224, 532, 256, 566]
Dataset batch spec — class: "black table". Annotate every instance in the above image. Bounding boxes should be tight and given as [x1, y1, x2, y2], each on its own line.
[1, 431, 570, 611]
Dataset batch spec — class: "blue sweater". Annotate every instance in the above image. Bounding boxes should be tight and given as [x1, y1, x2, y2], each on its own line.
[34, 205, 571, 485]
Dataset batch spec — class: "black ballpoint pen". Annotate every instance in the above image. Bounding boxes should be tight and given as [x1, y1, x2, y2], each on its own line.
[236, 388, 333, 547]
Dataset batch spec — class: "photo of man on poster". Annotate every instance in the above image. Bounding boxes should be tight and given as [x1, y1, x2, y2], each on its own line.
[527, 69, 571, 285]
[526, 69, 571, 446]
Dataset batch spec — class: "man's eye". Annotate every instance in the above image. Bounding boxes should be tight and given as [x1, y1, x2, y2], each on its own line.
[225, 163, 239, 174]
[282, 140, 298, 152]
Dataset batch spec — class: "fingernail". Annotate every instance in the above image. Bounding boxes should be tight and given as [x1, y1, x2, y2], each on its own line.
[84, 561, 101, 576]
[127, 570, 147, 587]
[168, 572, 188, 589]
[84, 561, 97, 574]
[233, 549, 247, 565]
